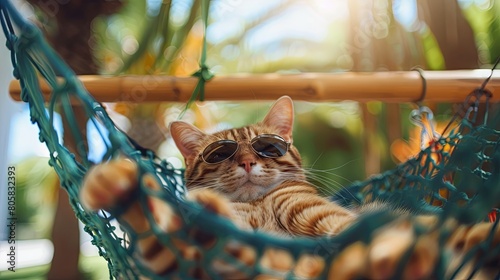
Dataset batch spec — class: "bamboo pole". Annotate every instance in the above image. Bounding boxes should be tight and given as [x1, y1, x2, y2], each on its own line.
[8, 70, 500, 103]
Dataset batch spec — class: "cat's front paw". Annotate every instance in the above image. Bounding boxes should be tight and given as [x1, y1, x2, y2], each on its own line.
[185, 189, 236, 248]
[188, 189, 235, 219]
[367, 218, 439, 280]
[349, 217, 500, 280]
[328, 217, 440, 280]
[449, 221, 500, 253]
[80, 158, 138, 211]
[446, 220, 500, 278]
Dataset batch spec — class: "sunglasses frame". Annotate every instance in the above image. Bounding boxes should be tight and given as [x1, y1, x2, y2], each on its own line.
[201, 134, 290, 164]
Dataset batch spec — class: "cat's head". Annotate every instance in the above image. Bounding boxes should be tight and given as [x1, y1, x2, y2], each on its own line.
[170, 96, 305, 202]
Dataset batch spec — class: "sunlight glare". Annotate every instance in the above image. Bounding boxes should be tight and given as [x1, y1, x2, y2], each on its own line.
[393, 0, 418, 31]
[310, 0, 349, 20]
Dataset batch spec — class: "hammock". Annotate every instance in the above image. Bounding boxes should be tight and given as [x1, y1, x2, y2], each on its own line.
[1, 0, 499, 279]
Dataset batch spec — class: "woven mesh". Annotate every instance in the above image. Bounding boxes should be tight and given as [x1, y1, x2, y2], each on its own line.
[1, 1, 499, 279]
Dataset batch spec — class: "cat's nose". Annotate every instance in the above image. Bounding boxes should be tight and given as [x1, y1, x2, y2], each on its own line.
[239, 158, 257, 173]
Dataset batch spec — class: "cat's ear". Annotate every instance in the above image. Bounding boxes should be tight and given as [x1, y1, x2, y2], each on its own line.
[169, 121, 206, 161]
[262, 96, 294, 142]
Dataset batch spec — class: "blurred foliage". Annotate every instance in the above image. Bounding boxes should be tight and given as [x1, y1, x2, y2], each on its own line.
[88, 0, 500, 192]
[10, 157, 58, 239]
[86, 0, 497, 74]
[0, 255, 109, 280]
[461, 0, 500, 64]
[14, 0, 500, 241]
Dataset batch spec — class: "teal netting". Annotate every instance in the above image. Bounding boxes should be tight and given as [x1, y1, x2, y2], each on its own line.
[2, 0, 500, 279]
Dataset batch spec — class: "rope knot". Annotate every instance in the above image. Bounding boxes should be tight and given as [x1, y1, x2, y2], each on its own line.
[5, 33, 16, 50]
[192, 64, 214, 83]
[189, 64, 214, 102]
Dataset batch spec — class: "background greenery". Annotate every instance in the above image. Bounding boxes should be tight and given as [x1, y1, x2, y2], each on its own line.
[6, 0, 500, 278]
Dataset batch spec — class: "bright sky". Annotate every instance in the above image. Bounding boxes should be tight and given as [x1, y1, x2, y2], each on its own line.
[206, 0, 418, 47]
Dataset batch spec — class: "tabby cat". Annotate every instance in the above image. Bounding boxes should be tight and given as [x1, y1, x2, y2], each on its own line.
[80, 96, 499, 279]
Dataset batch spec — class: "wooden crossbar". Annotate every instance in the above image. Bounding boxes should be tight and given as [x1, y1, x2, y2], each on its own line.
[8, 70, 500, 103]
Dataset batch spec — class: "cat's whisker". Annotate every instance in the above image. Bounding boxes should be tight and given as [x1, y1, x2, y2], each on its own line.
[305, 176, 344, 196]
[278, 167, 345, 192]
[303, 168, 344, 181]
[307, 158, 361, 173]
[278, 172, 344, 199]
[309, 152, 324, 169]
[304, 170, 356, 193]
[304, 167, 355, 183]
[299, 172, 362, 204]
[302, 170, 350, 188]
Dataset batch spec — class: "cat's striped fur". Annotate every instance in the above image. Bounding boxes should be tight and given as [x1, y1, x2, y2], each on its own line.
[80, 96, 500, 279]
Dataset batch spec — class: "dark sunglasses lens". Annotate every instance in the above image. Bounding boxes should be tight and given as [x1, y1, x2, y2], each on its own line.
[252, 136, 288, 158]
[202, 141, 238, 163]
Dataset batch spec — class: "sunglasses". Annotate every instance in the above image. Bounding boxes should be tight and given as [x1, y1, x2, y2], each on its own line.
[201, 134, 290, 164]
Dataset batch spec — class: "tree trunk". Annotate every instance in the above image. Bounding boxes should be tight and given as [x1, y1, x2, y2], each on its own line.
[26, 1, 124, 279]
[418, 0, 479, 69]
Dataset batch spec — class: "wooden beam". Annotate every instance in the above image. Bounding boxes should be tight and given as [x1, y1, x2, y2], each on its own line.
[8, 70, 500, 103]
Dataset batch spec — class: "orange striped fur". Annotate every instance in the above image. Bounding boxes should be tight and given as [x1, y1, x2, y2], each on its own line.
[80, 96, 500, 279]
